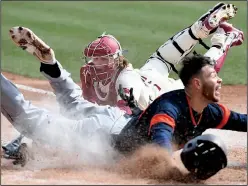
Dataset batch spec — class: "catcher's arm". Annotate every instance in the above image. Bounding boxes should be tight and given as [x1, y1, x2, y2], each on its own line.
[118, 84, 142, 115]
[115, 70, 149, 112]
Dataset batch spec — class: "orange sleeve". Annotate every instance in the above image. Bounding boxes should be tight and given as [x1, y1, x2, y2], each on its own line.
[148, 114, 175, 135]
[215, 103, 231, 129]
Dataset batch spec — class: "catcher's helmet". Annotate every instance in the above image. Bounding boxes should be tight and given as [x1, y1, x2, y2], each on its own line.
[83, 33, 123, 85]
[180, 134, 227, 180]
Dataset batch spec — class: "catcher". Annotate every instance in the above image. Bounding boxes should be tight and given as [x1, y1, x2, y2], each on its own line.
[80, 2, 243, 114]
[1, 31, 247, 179]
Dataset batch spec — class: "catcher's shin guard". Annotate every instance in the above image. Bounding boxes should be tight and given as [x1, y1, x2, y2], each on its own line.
[155, 27, 199, 66]
[154, 3, 238, 67]
[204, 23, 244, 73]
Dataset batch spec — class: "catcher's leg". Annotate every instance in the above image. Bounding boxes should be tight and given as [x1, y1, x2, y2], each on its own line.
[161, 22, 244, 92]
[204, 22, 244, 73]
[140, 2, 238, 77]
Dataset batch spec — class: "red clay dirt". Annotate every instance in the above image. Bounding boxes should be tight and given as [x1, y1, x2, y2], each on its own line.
[1, 71, 247, 185]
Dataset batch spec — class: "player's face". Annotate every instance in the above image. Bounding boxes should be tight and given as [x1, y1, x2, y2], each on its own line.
[91, 56, 115, 68]
[200, 65, 222, 102]
[86, 55, 118, 84]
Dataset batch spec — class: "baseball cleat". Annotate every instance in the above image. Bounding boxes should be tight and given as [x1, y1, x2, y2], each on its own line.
[218, 22, 244, 47]
[9, 26, 56, 64]
[191, 3, 238, 39]
[210, 22, 244, 51]
[202, 4, 238, 31]
[197, 2, 225, 21]
[2, 135, 34, 167]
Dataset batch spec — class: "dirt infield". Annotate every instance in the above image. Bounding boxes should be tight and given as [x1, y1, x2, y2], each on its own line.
[1, 71, 247, 185]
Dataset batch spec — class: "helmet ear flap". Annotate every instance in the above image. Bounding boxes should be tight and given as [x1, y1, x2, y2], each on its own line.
[180, 134, 228, 180]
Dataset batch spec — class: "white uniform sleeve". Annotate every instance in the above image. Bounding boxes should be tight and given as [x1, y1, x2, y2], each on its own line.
[40, 63, 126, 125]
[1, 72, 130, 148]
[115, 69, 150, 110]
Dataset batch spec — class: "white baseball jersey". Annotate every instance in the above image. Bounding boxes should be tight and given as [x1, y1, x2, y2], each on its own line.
[87, 18, 229, 110]
[115, 62, 184, 110]
[92, 61, 184, 111]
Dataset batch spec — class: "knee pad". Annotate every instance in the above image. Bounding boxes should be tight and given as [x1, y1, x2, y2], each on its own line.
[180, 134, 227, 180]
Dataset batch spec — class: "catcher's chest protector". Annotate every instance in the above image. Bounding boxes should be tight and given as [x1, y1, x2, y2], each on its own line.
[94, 68, 123, 106]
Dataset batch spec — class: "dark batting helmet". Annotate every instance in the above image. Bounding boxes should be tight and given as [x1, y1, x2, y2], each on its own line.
[180, 134, 228, 180]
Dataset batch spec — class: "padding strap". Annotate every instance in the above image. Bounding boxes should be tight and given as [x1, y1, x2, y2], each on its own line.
[172, 40, 184, 55]
[199, 39, 210, 50]
[188, 27, 211, 50]
[188, 27, 199, 40]
[156, 51, 179, 74]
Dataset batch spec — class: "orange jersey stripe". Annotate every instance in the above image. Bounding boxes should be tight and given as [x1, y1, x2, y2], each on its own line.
[148, 114, 175, 135]
[215, 103, 231, 129]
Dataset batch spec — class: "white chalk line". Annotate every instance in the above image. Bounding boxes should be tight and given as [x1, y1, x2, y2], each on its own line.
[15, 84, 55, 97]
